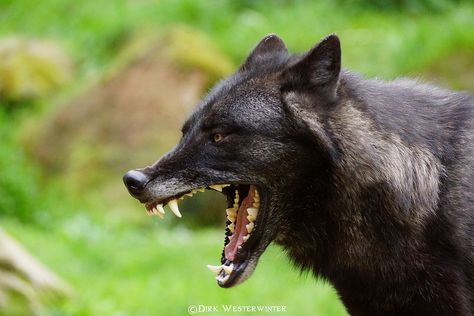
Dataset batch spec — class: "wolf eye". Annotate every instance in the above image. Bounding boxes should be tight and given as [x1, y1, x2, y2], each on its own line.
[212, 133, 225, 143]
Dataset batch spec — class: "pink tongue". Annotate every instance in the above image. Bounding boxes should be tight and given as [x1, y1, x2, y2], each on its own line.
[224, 186, 255, 261]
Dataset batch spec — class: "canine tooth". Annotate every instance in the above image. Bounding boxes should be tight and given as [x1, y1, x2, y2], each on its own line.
[223, 184, 230, 188]
[228, 223, 235, 233]
[168, 200, 182, 218]
[243, 235, 250, 242]
[198, 188, 205, 192]
[209, 185, 223, 192]
[223, 264, 233, 274]
[156, 204, 165, 215]
[186, 192, 194, 197]
[207, 264, 222, 274]
[255, 189, 260, 198]
[246, 222, 254, 233]
[247, 214, 256, 222]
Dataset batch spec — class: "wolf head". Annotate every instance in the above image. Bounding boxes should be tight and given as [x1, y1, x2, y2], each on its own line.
[123, 34, 341, 287]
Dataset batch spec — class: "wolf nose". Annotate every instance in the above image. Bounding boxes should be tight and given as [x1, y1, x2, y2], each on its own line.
[123, 170, 150, 197]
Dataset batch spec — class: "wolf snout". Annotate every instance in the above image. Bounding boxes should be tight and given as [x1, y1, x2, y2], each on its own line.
[123, 169, 150, 198]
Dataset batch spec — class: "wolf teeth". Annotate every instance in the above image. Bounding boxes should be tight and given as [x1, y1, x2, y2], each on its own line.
[168, 200, 182, 218]
[234, 190, 239, 203]
[157, 204, 165, 215]
[246, 222, 254, 233]
[217, 273, 230, 283]
[207, 265, 222, 274]
[153, 207, 164, 219]
[247, 207, 258, 221]
[226, 208, 236, 222]
[222, 263, 233, 274]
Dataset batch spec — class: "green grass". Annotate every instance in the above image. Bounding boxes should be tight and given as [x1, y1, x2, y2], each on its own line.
[3, 216, 347, 316]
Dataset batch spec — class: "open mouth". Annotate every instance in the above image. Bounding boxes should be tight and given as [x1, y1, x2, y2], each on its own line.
[143, 184, 262, 287]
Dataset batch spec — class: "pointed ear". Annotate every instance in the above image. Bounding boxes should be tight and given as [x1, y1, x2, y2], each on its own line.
[240, 34, 288, 71]
[283, 34, 341, 98]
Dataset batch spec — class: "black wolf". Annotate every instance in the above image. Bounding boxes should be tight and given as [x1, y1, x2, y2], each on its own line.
[123, 34, 474, 315]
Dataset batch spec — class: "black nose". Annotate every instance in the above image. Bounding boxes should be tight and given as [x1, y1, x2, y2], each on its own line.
[123, 170, 150, 197]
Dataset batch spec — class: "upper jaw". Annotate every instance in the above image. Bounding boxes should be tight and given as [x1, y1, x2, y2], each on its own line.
[143, 184, 232, 218]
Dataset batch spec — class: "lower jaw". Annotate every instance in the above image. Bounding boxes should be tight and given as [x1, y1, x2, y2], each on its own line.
[210, 185, 262, 287]
[216, 259, 249, 287]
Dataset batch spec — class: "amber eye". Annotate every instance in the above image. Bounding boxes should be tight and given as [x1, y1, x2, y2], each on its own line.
[212, 133, 225, 143]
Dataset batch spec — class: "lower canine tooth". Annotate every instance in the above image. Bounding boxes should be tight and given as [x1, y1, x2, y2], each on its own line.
[246, 222, 254, 233]
[168, 200, 182, 218]
[207, 265, 222, 274]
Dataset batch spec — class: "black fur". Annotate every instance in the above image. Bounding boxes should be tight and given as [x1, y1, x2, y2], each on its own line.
[124, 34, 474, 315]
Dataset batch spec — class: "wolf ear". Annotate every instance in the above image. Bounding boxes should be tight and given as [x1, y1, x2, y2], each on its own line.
[283, 34, 341, 99]
[240, 34, 288, 71]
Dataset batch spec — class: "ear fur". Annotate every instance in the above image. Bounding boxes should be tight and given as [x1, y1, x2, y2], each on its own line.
[283, 34, 341, 99]
[240, 34, 288, 71]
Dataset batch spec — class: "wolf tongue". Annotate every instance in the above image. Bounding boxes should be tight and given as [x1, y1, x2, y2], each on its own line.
[224, 186, 256, 261]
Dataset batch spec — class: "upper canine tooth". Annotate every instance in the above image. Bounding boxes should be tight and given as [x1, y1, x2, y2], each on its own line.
[222, 264, 233, 274]
[246, 222, 254, 233]
[168, 200, 182, 218]
[207, 265, 222, 274]
[209, 185, 223, 192]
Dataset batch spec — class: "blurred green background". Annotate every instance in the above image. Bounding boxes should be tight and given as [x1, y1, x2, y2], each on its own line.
[0, 0, 473, 315]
